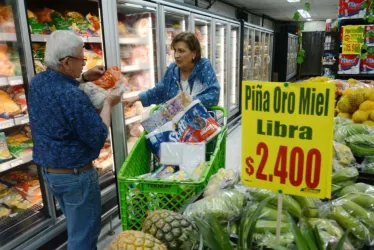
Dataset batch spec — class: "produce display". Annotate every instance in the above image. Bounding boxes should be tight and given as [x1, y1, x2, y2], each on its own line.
[109, 230, 167, 250]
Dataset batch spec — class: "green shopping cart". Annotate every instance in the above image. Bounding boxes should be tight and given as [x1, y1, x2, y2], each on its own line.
[117, 105, 228, 230]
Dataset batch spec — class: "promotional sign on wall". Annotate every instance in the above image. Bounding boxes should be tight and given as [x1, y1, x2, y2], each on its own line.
[241, 81, 335, 199]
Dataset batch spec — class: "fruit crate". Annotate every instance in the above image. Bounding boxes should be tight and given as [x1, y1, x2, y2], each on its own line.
[118, 106, 227, 230]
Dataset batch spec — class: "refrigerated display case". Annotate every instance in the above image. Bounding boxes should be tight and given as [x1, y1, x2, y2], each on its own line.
[194, 16, 212, 60]
[274, 32, 298, 82]
[214, 21, 227, 109]
[0, 1, 53, 249]
[242, 23, 274, 83]
[116, 1, 159, 153]
[164, 8, 189, 68]
[228, 24, 240, 117]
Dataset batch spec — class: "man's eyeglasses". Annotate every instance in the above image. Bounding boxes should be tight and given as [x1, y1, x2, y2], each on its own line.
[59, 56, 87, 62]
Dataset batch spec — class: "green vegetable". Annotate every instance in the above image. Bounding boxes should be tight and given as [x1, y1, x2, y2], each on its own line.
[342, 192, 374, 211]
[332, 168, 358, 184]
[339, 183, 374, 196]
[254, 232, 294, 247]
[250, 189, 301, 218]
[293, 195, 319, 218]
[247, 202, 287, 222]
[255, 220, 290, 234]
[308, 218, 344, 239]
[334, 124, 374, 143]
[329, 205, 370, 241]
[286, 212, 309, 250]
[338, 199, 374, 230]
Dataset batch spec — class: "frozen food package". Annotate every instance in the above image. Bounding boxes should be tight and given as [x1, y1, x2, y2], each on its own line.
[0, 89, 21, 118]
[8, 86, 27, 113]
[0, 5, 15, 33]
[6, 133, 33, 158]
[160, 142, 205, 177]
[160, 92, 193, 120]
[0, 169, 37, 185]
[0, 205, 10, 217]
[174, 100, 221, 143]
[0, 132, 12, 163]
[145, 121, 179, 159]
[0, 183, 11, 198]
[3, 189, 35, 209]
[14, 179, 42, 202]
[79, 81, 108, 110]
[93, 66, 124, 90]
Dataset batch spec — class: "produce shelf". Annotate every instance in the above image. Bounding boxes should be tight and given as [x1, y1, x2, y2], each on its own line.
[0, 152, 33, 173]
[0, 33, 17, 42]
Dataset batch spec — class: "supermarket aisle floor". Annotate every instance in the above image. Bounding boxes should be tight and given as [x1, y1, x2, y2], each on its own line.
[95, 125, 242, 249]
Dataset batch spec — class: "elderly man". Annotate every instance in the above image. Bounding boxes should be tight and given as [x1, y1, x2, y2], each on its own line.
[28, 30, 121, 250]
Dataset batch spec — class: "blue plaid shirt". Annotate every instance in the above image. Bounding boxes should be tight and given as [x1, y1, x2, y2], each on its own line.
[139, 58, 220, 107]
[28, 69, 108, 169]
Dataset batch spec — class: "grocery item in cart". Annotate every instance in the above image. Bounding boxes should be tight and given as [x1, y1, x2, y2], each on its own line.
[93, 66, 123, 90]
[0, 90, 21, 118]
[338, 54, 360, 74]
[141, 92, 192, 133]
[0, 132, 12, 163]
[6, 133, 33, 158]
[174, 100, 221, 143]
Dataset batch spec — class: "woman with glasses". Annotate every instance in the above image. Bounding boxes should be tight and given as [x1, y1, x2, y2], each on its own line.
[28, 30, 122, 250]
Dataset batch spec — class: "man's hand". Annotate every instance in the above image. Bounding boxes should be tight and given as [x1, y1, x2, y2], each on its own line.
[83, 65, 105, 82]
[105, 88, 123, 108]
[122, 95, 140, 107]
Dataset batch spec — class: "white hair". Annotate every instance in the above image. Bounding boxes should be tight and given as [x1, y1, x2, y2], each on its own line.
[44, 30, 84, 69]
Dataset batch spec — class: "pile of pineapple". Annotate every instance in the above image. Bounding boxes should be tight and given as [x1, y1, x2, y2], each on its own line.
[336, 87, 374, 127]
[109, 210, 199, 250]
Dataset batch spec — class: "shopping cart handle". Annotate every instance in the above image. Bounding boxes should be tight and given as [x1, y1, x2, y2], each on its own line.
[208, 106, 228, 118]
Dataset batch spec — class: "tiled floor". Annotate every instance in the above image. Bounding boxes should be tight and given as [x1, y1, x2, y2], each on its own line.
[96, 125, 243, 249]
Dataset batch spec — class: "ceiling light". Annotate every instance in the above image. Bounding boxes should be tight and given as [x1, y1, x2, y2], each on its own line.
[298, 9, 311, 18]
[307, 19, 313, 21]
[145, 7, 156, 10]
[287, 0, 300, 2]
[125, 3, 143, 9]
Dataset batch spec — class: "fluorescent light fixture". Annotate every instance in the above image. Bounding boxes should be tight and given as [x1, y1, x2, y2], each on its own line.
[298, 9, 311, 18]
[145, 7, 156, 10]
[125, 3, 143, 9]
[307, 19, 313, 21]
[287, 0, 300, 2]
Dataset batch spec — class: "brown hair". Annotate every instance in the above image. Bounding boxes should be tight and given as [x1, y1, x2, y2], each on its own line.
[171, 32, 201, 62]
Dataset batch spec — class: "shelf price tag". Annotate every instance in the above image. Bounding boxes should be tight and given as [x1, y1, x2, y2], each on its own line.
[342, 25, 365, 55]
[241, 81, 335, 199]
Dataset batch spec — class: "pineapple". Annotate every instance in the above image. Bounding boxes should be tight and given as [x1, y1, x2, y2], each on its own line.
[142, 210, 199, 250]
[109, 230, 167, 250]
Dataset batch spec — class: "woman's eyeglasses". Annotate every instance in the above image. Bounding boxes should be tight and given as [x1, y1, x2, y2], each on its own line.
[59, 56, 87, 62]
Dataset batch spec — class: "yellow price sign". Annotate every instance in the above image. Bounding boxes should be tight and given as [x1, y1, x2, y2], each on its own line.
[241, 81, 335, 199]
[342, 43, 362, 54]
[342, 25, 364, 55]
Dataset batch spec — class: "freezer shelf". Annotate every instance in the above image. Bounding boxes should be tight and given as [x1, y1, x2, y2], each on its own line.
[0, 115, 29, 131]
[121, 64, 151, 73]
[31, 34, 102, 43]
[0, 152, 33, 173]
[0, 76, 23, 87]
[0, 33, 16, 42]
[119, 37, 149, 45]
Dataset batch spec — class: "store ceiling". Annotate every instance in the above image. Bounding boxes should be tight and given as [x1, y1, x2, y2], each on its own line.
[225, 0, 338, 21]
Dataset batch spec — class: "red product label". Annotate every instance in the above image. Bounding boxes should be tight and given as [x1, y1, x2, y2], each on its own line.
[339, 0, 365, 18]
[339, 54, 360, 73]
[366, 25, 374, 44]
[365, 54, 374, 73]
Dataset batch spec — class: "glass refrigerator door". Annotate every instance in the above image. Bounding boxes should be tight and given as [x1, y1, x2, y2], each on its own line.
[242, 27, 250, 81]
[164, 9, 189, 67]
[116, 2, 158, 152]
[194, 17, 211, 60]
[229, 25, 240, 114]
[0, 0, 51, 247]
[262, 33, 271, 81]
[254, 30, 262, 80]
[215, 22, 227, 108]
[25, 0, 116, 211]
[268, 34, 274, 81]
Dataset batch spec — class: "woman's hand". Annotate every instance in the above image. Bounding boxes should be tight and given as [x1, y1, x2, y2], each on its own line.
[83, 65, 105, 82]
[122, 95, 140, 107]
[105, 88, 123, 107]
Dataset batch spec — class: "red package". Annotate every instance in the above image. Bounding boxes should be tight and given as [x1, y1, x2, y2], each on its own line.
[338, 54, 360, 74]
[93, 66, 123, 90]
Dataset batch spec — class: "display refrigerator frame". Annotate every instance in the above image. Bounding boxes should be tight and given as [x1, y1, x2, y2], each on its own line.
[1, 1, 124, 249]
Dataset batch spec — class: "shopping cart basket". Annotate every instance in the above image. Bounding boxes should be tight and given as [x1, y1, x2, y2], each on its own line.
[117, 105, 228, 230]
